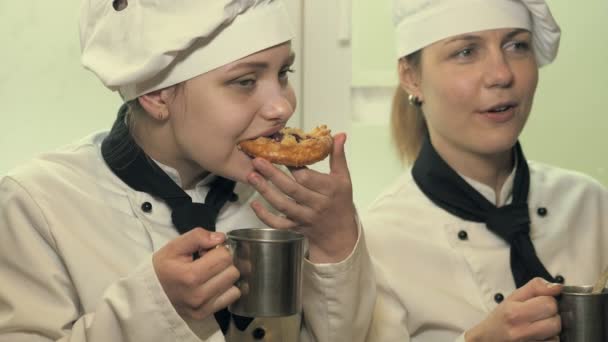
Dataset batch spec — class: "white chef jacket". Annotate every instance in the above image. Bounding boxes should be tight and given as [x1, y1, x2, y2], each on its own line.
[0, 131, 375, 342]
[362, 161, 608, 342]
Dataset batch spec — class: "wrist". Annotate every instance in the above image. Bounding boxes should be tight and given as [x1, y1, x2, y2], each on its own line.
[307, 224, 358, 263]
[464, 325, 483, 342]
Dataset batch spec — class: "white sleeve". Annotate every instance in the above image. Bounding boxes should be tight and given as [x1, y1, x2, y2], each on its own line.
[365, 259, 411, 342]
[367, 260, 469, 342]
[299, 220, 376, 342]
[0, 177, 222, 342]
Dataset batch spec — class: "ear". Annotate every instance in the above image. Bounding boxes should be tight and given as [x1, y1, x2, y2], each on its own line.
[137, 88, 174, 121]
[398, 58, 423, 101]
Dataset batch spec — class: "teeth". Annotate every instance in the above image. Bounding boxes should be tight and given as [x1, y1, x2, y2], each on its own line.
[491, 106, 509, 112]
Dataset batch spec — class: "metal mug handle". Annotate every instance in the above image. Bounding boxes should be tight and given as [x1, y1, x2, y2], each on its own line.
[220, 238, 235, 256]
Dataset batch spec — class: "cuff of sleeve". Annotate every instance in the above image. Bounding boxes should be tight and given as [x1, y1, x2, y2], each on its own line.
[138, 257, 219, 341]
[303, 215, 365, 277]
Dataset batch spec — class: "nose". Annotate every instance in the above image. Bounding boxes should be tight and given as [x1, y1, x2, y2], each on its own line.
[258, 92, 295, 122]
[484, 51, 514, 89]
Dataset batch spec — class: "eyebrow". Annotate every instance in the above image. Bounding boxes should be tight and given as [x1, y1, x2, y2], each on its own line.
[442, 28, 531, 45]
[226, 52, 296, 72]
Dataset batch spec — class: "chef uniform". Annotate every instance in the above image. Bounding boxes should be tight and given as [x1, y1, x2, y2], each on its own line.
[0, 1, 375, 341]
[363, 0, 608, 341]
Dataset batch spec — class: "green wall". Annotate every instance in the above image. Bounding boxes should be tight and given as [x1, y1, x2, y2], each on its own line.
[1, 2, 606, 211]
[0, 2, 128, 174]
[350, 0, 608, 209]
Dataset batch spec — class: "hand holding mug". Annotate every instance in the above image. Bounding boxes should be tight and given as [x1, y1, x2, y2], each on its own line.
[152, 228, 241, 320]
[465, 277, 563, 342]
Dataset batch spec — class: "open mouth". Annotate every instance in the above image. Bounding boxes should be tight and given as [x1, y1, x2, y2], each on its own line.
[488, 105, 512, 113]
[481, 102, 517, 114]
[485, 103, 517, 113]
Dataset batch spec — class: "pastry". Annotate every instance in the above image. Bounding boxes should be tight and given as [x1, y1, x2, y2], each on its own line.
[238, 125, 333, 167]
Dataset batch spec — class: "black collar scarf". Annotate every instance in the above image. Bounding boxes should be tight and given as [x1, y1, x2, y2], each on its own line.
[412, 135, 554, 288]
[101, 104, 252, 334]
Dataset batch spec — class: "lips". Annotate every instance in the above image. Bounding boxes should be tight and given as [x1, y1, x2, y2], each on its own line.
[241, 125, 286, 143]
[481, 101, 518, 114]
[478, 101, 519, 123]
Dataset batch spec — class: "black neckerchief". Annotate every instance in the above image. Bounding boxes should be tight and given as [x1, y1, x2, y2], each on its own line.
[101, 104, 252, 334]
[412, 135, 554, 287]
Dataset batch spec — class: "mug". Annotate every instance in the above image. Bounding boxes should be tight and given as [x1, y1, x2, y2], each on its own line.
[558, 285, 608, 342]
[226, 228, 305, 317]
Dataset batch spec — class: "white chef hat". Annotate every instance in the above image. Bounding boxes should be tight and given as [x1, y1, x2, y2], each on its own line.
[393, 0, 561, 66]
[80, 0, 293, 101]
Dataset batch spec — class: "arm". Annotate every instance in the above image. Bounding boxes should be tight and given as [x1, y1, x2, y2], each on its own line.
[0, 177, 220, 342]
[246, 133, 374, 340]
[299, 223, 375, 342]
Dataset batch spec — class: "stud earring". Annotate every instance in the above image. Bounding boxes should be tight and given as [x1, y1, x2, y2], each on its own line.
[157, 109, 168, 120]
[408, 94, 423, 107]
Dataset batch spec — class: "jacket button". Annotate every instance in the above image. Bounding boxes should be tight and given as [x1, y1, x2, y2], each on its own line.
[458, 230, 468, 240]
[555, 275, 565, 284]
[252, 327, 266, 340]
[494, 293, 504, 303]
[141, 202, 153, 213]
[537, 207, 548, 217]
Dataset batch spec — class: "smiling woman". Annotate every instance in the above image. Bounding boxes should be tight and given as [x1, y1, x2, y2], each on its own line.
[348, 0, 608, 210]
[360, 0, 608, 341]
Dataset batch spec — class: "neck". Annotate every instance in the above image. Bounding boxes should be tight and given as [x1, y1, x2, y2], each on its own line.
[131, 114, 208, 189]
[431, 136, 514, 200]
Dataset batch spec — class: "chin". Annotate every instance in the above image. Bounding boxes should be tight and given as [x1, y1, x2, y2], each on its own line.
[225, 158, 256, 184]
[474, 133, 520, 156]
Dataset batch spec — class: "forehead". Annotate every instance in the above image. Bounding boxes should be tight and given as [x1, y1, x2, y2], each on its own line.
[429, 28, 532, 48]
[223, 42, 294, 68]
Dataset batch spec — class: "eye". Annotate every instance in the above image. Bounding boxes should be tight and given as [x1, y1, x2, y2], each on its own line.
[279, 67, 294, 80]
[237, 78, 256, 87]
[505, 40, 531, 53]
[230, 75, 257, 89]
[455, 47, 475, 58]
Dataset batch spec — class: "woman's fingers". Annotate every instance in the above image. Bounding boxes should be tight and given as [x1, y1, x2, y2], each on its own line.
[518, 295, 559, 323]
[187, 265, 240, 310]
[154, 231, 241, 321]
[329, 133, 352, 179]
[191, 244, 235, 284]
[247, 170, 317, 223]
[509, 278, 563, 303]
[251, 158, 327, 202]
[161, 228, 226, 259]
[289, 167, 337, 197]
[522, 313, 561, 341]
[186, 285, 241, 320]
[250, 200, 299, 230]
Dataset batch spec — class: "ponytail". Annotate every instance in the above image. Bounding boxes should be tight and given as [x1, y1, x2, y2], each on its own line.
[390, 51, 427, 164]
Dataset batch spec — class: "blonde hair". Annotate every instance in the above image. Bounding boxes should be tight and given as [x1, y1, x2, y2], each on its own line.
[390, 51, 427, 164]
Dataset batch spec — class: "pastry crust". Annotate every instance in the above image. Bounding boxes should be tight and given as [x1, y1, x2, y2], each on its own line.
[238, 125, 333, 167]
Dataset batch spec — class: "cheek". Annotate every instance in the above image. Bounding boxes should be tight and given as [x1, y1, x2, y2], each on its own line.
[523, 68, 539, 99]
[287, 87, 297, 111]
[423, 72, 479, 117]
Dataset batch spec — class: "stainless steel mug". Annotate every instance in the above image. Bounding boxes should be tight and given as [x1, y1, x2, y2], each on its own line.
[558, 285, 608, 342]
[226, 228, 305, 317]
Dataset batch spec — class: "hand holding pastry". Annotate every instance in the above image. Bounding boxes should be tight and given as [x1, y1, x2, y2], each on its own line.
[246, 131, 358, 264]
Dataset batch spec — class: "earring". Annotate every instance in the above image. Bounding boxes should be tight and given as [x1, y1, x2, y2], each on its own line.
[157, 109, 168, 120]
[408, 94, 422, 107]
